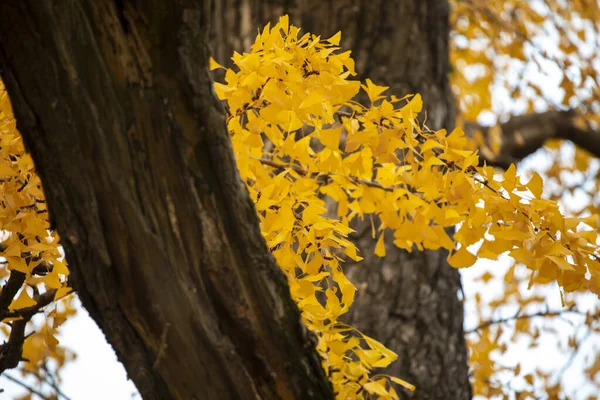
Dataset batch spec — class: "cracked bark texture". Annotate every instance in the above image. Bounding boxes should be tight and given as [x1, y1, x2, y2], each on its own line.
[211, 1, 472, 399]
[0, 1, 333, 399]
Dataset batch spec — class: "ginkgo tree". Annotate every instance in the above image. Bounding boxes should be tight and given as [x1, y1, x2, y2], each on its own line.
[1, 1, 600, 399]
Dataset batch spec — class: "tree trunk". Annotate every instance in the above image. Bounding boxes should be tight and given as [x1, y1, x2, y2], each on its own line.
[0, 1, 332, 399]
[211, 1, 472, 399]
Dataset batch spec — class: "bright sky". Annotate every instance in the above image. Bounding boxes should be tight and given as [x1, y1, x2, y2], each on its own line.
[1, 298, 139, 399]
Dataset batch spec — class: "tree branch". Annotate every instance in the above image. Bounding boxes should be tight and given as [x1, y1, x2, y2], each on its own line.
[464, 306, 599, 334]
[256, 157, 398, 192]
[554, 330, 592, 385]
[38, 363, 72, 400]
[2, 373, 51, 400]
[467, 110, 600, 168]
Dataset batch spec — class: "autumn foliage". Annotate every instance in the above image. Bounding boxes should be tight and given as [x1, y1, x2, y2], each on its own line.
[0, 81, 74, 390]
[1, 7, 600, 400]
[209, 16, 600, 398]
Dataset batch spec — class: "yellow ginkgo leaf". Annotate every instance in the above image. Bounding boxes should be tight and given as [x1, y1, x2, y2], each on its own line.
[448, 247, 477, 268]
[375, 232, 386, 257]
[363, 381, 390, 396]
[44, 327, 59, 351]
[326, 31, 342, 45]
[10, 288, 37, 310]
[6, 256, 29, 273]
[391, 376, 416, 391]
[278, 15, 289, 34]
[209, 57, 225, 71]
[42, 272, 61, 289]
[526, 172, 543, 198]
[53, 287, 74, 303]
[0, 163, 15, 177]
[320, 127, 342, 151]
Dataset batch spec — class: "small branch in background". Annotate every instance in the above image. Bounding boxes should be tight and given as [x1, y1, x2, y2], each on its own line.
[555, 330, 593, 385]
[464, 306, 598, 334]
[2, 373, 51, 400]
[466, 110, 600, 169]
[41, 362, 73, 400]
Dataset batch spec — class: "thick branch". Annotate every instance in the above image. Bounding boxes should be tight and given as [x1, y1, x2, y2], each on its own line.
[467, 110, 600, 168]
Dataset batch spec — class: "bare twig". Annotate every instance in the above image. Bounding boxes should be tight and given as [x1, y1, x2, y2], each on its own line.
[554, 330, 592, 384]
[41, 362, 73, 400]
[2, 373, 51, 400]
[465, 306, 598, 334]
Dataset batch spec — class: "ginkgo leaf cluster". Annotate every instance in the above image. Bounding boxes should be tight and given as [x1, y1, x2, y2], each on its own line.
[212, 15, 600, 399]
[2, 10, 600, 399]
[0, 81, 74, 381]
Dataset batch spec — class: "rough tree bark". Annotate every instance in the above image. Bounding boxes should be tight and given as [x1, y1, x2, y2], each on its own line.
[0, 1, 332, 399]
[211, 1, 472, 399]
